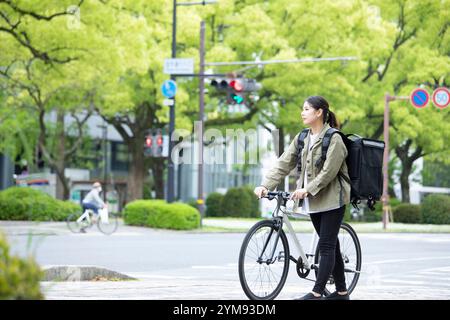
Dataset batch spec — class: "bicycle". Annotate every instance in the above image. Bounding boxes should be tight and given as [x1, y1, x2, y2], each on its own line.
[238, 191, 362, 300]
[66, 207, 119, 235]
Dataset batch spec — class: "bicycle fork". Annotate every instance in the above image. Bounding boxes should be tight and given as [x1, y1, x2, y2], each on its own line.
[256, 218, 284, 265]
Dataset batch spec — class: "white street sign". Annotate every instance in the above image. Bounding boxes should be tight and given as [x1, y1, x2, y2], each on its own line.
[163, 99, 174, 106]
[164, 58, 194, 75]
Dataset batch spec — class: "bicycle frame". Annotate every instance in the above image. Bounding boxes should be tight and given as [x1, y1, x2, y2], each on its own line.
[77, 209, 94, 225]
[259, 195, 319, 272]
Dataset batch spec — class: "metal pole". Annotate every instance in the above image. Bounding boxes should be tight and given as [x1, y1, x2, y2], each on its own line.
[103, 123, 108, 202]
[382, 94, 409, 230]
[383, 94, 390, 230]
[198, 20, 206, 226]
[167, 0, 177, 203]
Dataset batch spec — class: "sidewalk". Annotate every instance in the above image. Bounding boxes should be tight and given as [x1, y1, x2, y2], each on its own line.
[202, 218, 450, 233]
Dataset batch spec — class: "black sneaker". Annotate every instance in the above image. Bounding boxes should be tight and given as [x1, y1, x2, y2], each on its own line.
[294, 292, 324, 300]
[324, 291, 350, 300]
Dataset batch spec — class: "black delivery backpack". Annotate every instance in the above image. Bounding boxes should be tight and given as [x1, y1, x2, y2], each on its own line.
[296, 128, 385, 211]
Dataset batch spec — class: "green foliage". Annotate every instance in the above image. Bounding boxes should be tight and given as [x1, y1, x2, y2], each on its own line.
[1, 0, 449, 204]
[221, 187, 260, 218]
[0, 187, 79, 221]
[241, 185, 261, 218]
[393, 204, 422, 224]
[421, 194, 450, 225]
[0, 232, 44, 300]
[205, 192, 224, 217]
[186, 198, 199, 210]
[123, 200, 200, 230]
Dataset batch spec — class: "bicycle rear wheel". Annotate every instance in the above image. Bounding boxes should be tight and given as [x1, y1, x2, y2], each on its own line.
[97, 213, 119, 235]
[238, 219, 290, 300]
[314, 222, 362, 295]
[66, 212, 90, 233]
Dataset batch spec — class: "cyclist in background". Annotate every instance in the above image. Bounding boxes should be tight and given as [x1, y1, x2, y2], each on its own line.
[81, 182, 107, 232]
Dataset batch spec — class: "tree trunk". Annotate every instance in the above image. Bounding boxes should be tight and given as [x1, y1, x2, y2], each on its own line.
[151, 157, 165, 199]
[127, 139, 145, 202]
[395, 140, 413, 203]
[399, 163, 411, 203]
[55, 110, 68, 200]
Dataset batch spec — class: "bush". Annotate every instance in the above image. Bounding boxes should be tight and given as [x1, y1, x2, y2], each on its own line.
[205, 192, 224, 217]
[0, 232, 44, 299]
[421, 194, 450, 225]
[241, 186, 260, 218]
[123, 200, 200, 230]
[221, 187, 254, 218]
[0, 187, 80, 221]
[393, 204, 422, 224]
[363, 197, 402, 222]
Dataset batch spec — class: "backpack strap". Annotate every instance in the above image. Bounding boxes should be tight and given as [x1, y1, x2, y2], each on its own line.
[314, 128, 340, 168]
[296, 129, 310, 173]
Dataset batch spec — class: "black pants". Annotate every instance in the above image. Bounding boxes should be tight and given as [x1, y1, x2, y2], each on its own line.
[310, 205, 347, 294]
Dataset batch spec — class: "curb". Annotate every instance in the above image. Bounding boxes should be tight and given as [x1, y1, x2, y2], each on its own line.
[42, 265, 136, 281]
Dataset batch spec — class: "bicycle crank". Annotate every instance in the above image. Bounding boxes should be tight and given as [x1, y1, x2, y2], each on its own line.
[296, 257, 310, 278]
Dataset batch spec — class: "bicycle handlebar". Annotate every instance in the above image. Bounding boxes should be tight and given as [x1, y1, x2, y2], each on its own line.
[262, 191, 292, 201]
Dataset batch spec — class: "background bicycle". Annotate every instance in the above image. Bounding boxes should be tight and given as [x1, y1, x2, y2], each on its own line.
[66, 207, 119, 235]
[238, 191, 362, 300]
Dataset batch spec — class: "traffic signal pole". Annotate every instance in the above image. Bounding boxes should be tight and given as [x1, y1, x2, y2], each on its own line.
[167, 0, 177, 203]
[168, 0, 216, 203]
[198, 21, 206, 225]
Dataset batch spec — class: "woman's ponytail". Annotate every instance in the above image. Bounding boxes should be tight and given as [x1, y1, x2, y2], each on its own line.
[327, 110, 340, 129]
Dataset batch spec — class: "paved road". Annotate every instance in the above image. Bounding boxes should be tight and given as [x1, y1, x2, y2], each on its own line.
[2, 221, 450, 300]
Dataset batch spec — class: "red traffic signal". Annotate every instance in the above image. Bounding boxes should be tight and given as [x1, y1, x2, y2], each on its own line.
[156, 135, 163, 146]
[145, 136, 153, 147]
[229, 80, 243, 92]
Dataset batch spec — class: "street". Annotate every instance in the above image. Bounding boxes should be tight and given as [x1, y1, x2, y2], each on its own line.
[2, 221, 450, 300]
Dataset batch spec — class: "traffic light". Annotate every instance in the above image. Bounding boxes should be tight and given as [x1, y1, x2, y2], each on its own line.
[155, 130, 163, 156]
[144, 133, 153, 157]
[144, 128, 167, 157]
[210, 78, 261, 105]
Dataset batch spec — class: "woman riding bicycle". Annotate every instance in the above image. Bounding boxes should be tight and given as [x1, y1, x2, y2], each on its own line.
[254, 96, 351, 300]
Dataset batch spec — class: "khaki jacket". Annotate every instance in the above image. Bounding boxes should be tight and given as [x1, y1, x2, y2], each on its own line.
[261, 123, 351, 212]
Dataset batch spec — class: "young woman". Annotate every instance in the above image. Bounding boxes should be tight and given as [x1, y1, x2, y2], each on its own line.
[254, 96, 351, 300]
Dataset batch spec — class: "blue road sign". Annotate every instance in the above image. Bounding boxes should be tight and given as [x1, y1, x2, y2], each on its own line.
[410, 88, 429, 108]
[161, 80, 177, 98]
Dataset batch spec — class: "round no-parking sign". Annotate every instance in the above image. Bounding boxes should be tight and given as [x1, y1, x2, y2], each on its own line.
[432, 87, 450, 109]
[410, 88, 430, 109]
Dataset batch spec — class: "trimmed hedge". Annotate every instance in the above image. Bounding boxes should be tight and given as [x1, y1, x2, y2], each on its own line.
[0, 187, 80, 221]
[421, 194, 450, 225]
[393, 204, 422, 224]
[0, 232, 44, 299]
[221, 187, 260, 218]
[205, 192, 224, 217]
[123, 200, 200, 230]
[362, 197, 402, 222]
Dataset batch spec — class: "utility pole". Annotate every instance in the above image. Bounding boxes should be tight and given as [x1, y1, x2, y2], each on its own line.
[168, 0, 216, 203]
[383, 94, 409, 230]
[198, 20, 206, 225]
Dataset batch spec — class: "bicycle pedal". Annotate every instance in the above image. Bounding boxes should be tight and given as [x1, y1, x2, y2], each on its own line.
[277, 251, 285, 262]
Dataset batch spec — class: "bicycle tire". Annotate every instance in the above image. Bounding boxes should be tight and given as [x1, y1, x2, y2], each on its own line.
[314, 222, 362, 296]
[97, 213, 119, 235]
[238, 219, 290, 300]
[66, 212, 89, 233]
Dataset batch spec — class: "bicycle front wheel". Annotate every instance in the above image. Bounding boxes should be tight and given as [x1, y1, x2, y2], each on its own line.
[66, 213, 89, 233]
[97, 213, 119, 235]
[314, 222, 362, 296]
[238, 219, 290, 300]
